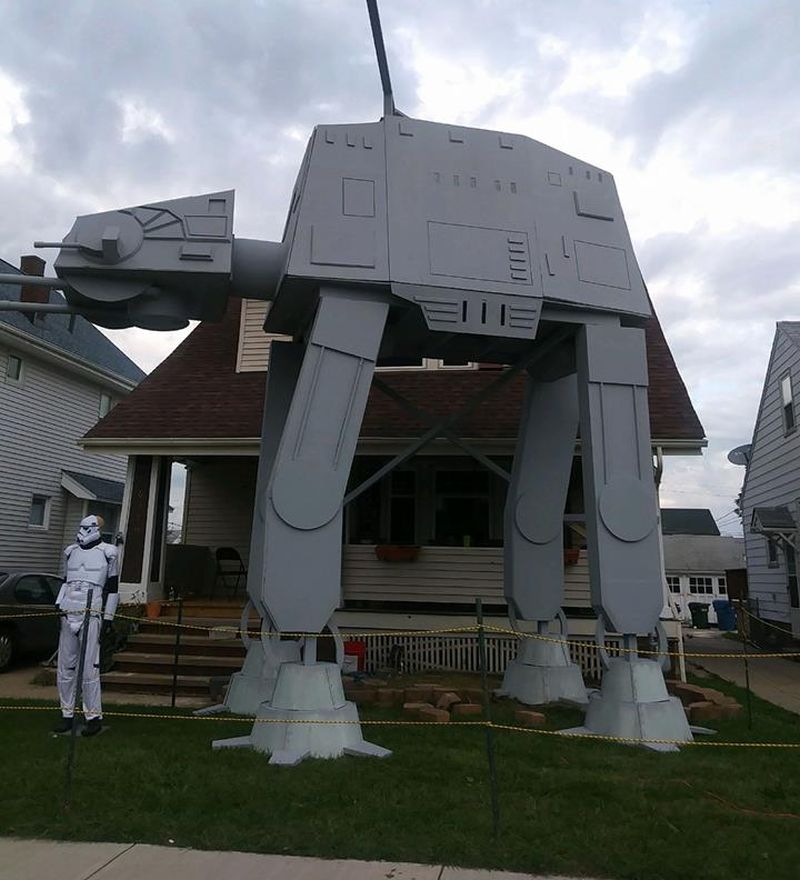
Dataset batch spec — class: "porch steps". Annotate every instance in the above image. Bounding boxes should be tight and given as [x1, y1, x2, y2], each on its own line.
[101, 671, 213, 697]
[112, 651, 243, 678]
[103, 607, 251, 697]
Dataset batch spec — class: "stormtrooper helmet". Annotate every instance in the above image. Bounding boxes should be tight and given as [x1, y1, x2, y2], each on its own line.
[77, 514, 105, 547]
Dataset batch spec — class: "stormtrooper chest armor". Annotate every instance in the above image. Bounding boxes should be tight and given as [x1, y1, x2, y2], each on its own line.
[66, 544, 110, 588]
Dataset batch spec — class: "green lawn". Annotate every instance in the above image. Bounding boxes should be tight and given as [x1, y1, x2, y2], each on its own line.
[2, 675, 800, 880]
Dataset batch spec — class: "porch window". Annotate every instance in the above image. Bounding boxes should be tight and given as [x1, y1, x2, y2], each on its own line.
[434, 470, 490, 547]
[666, 576, 681, 594]
[717, 576, 727, 595]
[781, 374, 795, 434]
[388, 470, 416, 544]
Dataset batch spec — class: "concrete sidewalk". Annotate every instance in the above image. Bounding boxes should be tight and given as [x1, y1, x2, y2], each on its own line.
[0, 839, 599, 880]
[685, 631, 800, 714]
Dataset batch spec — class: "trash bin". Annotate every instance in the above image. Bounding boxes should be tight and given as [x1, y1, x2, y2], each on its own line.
[688, 601, 710, 628]
[713, 599, 737, 631]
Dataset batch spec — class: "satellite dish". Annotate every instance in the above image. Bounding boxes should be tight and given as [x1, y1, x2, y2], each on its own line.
[727, 444, 752, 466]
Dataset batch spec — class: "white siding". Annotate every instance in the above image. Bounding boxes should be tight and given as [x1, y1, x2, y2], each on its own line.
[741, 328, 800, 622]
[0, 343, 128, 572]
[235, 299, 291, 373]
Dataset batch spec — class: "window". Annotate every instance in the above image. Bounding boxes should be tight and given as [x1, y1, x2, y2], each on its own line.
[434, 470, 490, 547]
[689, 576, 714, 595]
[14, 575, 55, 605]
[666, 576, 681, 594]
[29, 495, 50, 529]
[786, 545, 799, 609]
[88, 502, 120, 543]
[717, 577, 727, 595]
[6, 354, 22, 383]
[767, 538, 780, 568]
[782, 374, 795, 434]
[99, 392, 114, 418]
[388, 470, 416, 544]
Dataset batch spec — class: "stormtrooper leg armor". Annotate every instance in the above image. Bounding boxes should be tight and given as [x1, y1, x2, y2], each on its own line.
[562, 323, 691, 749]
[499, 371, 588, 707]
[214, 288, 391, 763]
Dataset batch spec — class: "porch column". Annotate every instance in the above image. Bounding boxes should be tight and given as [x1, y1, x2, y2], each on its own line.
[119, 455, 171, 603]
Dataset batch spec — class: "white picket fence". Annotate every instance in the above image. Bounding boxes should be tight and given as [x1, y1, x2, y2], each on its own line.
[359, 630, 625, 679]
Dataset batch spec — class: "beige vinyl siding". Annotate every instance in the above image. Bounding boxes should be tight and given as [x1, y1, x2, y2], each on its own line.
[742, 329, 800, 623]
[183, 458, 258, 563]
[342, 545, 590, 607]
[0, 343, 128, 572]
[236, 299, 291, 373]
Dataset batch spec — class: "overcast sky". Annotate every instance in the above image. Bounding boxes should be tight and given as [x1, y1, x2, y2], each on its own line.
[1, 0, 798, 534]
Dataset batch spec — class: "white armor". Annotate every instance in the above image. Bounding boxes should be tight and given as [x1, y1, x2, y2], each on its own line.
[56, 515, 119, 723]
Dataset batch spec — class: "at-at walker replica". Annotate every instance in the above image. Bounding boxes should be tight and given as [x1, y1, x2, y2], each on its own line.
[1, 1, 694, 760]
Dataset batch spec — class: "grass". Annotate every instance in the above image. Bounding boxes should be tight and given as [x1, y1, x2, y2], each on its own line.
[2, 674, 800, 880]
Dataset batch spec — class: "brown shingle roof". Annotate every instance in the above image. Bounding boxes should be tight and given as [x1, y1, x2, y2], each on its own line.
[85, 298, 705, 443]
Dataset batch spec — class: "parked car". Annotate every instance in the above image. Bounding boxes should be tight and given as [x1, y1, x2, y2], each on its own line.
[0, 571, 63, 671]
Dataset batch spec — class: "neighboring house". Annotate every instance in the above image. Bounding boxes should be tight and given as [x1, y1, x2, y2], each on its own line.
[83, 296, 706, 652]
[0, 256, 145, 572]
[660, 508, 745, 624]
[741, 322, 800, 641]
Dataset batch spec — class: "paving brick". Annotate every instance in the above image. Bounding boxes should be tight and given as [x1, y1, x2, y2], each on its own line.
[417, 706, 450, 723]
[436, 691, 462, 710]
[452, 703, 483, 717]
[404, 686, 434, 703]
[402, 701, 433, 717]
[514, 709, 546, 727]
[376, 688, 404, 706]
[687, 700, 723, 723]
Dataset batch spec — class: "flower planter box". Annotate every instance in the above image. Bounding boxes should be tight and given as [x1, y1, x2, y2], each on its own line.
[375, 545, 421, 563]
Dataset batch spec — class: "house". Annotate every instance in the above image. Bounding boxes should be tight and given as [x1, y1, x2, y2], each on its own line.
[82, 295, 705, 670]
[0, 256, 145, 572]
[660, 508, 745, 624]
[740, 322, 800, 642]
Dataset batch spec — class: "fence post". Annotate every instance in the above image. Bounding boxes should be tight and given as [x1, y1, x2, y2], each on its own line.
[476, 598, 500, 836]
[735, 600, 753, 730]
[170, 598, 184, 709]
[64, 588, 94, 809]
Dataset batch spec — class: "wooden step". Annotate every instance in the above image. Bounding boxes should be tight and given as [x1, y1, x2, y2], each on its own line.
[101, 671, 213, 696]
[111, 651, 242, 678]
[126, 633, 246, 657]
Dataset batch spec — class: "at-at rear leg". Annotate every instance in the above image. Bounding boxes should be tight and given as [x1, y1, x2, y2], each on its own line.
[499, 371, 587, 706]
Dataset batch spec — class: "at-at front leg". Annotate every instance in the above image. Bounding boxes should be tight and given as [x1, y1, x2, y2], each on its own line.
[563, 322, 691, 749]
[499, 370, 587, 706]
[214, 288, 392, 763]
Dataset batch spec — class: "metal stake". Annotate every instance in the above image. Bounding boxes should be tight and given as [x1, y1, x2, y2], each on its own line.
[170, 598, 184, 709]
[476, 598, 500, 837]
[64, 588, 94, 809]
[736, 601, 754, 730]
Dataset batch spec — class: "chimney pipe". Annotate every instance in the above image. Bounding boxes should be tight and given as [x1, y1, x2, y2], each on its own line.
[20, 255, 48, 305]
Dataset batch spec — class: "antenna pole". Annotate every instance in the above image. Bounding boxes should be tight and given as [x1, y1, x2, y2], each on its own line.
[366, 0, 396, 117]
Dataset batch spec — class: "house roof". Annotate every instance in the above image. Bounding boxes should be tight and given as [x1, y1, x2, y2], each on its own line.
[61, 470, 125, 505]
[661, 508, 720, 536]
[85, 296, 706, 446]
[0, 258, 145, 385]
[751, 506, 796, 533]
[662, 535, 745, 574]
[777, 321, 800, 350]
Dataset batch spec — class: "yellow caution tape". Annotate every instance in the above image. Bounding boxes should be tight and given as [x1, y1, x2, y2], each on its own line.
[4, 704, 799, 748]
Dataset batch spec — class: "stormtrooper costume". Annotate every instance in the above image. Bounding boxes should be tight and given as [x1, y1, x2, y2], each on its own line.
[53, 515, 119, 736]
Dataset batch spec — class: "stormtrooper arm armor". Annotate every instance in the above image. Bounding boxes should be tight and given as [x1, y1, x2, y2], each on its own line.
[102, 545, 120, 621]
